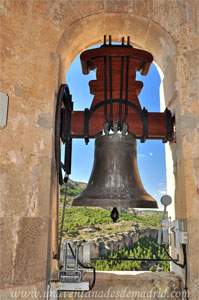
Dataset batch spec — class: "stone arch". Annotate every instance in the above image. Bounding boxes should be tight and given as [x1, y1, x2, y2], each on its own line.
[55, 12, 181, 275]
[1, 1, 199, 299]
[56, 11, 177, 216]
[57, 13, 176, 106]
[1, 1, 199, 298]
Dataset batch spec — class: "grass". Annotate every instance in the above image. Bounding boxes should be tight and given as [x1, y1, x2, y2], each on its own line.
[59, 206, 163, 240]
[58, 181, 170, 272]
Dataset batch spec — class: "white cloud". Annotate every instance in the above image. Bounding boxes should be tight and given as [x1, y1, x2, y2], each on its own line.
[158, 190, 167, 194]
[149, 152, 153, 156]
[138, 154, 145, 157]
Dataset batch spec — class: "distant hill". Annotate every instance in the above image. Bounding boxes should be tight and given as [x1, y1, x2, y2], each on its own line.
[59, 179, 164, 240]
[59, 180, 169, 272]
[60, 179, 87, 205]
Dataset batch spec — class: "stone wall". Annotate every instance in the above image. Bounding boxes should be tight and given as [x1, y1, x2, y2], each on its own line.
[83, 228, 158, 256]
[60, 272, 183, 300]
[0, 0, 198, 299]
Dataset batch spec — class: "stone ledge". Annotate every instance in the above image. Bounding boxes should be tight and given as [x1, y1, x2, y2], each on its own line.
[0, 272, 183, 300]
[64, 271, 183, 300]
[0, 281, 46, 300]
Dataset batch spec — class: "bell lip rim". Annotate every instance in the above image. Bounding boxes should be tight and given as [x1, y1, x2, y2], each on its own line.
[72, 205, 159, 209]
[72, 198, 158, 209]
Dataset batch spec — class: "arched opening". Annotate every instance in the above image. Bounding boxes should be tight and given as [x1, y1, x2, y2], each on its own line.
[52, 15, 184, 292]
[56, 24, 177, 275]
[65, 53, 167, 208]
[57, 13, 177, 219]
[2, 1, 198, 298]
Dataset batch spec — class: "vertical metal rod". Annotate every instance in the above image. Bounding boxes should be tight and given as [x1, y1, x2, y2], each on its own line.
[119, 56, 124, 125]
[64, 244, 67, 270]
[84, 108, 90, 144]
[109, 56, 113, 125]
[104, 35, 106, 45]
[127, 36, 130, 45]
[122, 56, 129, 124]
[58, 185, 68, 257]
[104, 56, 108, 122]
[75, 245, 78, 271]
[64, 138, 72, 175]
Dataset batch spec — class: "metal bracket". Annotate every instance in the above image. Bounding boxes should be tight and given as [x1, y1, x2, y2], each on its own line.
[159, 219, 188, 248]
[162, 108, 172, 143]
[0, 91, 8, 129]
[84, 108, 90, 144]
[140, 107, 148, 143]
[83, 99, 149, 143]
[47, 281, 89, 299]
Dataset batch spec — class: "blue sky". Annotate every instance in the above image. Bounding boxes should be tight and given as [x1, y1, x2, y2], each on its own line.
[65, 48, 167, 209]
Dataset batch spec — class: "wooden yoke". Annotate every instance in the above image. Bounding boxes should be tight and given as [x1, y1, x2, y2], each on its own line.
[57, 36, 174, 183]
[65, 36, 174, 142]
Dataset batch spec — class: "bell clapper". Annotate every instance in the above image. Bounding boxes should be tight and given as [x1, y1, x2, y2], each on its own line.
[110, 207, 119, 222]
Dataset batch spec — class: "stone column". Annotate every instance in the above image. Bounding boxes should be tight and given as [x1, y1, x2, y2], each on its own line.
[0, 2, 60, 296]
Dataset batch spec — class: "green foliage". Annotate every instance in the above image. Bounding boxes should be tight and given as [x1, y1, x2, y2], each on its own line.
[59, 180, 170, 272]
[60, 180, 87, 205]
[89, 236, 170, 272]
[60, 182, 83, 198]
[59, 206, 162, 237]
[119, 212, 162, 227]
[59, 207, 112, 236]
[59, 181, 163, 235]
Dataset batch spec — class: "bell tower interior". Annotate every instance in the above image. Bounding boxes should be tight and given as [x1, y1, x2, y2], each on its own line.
[0, 1, 198, 299]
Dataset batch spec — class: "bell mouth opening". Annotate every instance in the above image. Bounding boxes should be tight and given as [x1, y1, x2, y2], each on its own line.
[72, 198, 158, 223]
[72, 197, 158, 209]
[72, 187, 158, 209]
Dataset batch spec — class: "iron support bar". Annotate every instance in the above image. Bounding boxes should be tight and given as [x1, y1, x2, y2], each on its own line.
[93, 257, 178, 262]
[83, 99, 150, 143]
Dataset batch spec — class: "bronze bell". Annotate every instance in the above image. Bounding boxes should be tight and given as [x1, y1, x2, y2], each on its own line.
[72, 134, 158, 209]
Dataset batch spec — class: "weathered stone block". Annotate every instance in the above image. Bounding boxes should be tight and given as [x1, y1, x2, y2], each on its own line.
[144, 21, 176, 74]
[82, 14, 105, 49]
[104, 13, 128, 40]
[162, 61, 176, 107]
[135, 0, 153, 19]
[186, 219, 199, 299]
[0, 217, 18, 289]
[125, 14, 150, 49]
[61, 271, 183, 300]
[1, 1, 199, 299]
[0, 281, 46, 300]
[0, 154, 53, 218]
[104, 0, 130, 13]
[183, 159, 199, 219]
[11, 217, 49, 285]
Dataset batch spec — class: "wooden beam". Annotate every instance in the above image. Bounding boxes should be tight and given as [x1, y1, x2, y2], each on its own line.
[70, 111, 171, 139]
